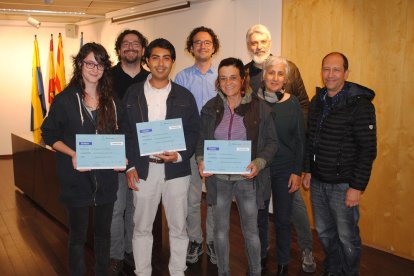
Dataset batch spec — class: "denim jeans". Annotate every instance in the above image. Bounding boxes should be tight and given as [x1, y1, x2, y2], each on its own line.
[66, 202, 114, 276]
[311, 178, 361, 275]
[270, 165, 294, 265]
[291, 190, 313, 251]
[213, 177, 261, 276]
[187, 155, 214, 243]
[110, 173, 135, 260]
[257, 177, 313, 262]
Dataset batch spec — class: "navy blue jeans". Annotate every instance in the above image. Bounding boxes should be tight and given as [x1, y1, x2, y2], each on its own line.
[311, 178, 361, 275]
[258, 188, 313, 261]
[66, 203, 114, 276]
[270, 166, 294, 265]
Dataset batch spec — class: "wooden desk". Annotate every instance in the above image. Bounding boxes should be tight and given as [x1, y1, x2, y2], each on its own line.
[11, 133, 67, 226]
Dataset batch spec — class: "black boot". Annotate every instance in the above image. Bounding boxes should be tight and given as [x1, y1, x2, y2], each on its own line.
[277, 264, 288, 276]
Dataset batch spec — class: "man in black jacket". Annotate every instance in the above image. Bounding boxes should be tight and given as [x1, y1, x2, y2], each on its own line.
[303, 52, 377, 276]
[123, 38, 200, 276]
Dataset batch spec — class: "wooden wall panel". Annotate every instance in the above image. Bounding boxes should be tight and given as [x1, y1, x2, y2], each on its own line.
[282, 0, 414, 260]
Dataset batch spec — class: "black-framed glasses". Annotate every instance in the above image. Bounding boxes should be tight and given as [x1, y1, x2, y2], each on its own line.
[193, 40, 213, 47]
[121, 41, 141, 48]
[83, 61, 105, 71]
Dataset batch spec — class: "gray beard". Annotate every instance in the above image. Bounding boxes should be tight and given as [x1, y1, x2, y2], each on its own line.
[251, 51, 270, 65]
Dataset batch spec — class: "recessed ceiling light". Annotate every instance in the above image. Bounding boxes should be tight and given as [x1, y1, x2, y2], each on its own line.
[0, 8, 103, 18]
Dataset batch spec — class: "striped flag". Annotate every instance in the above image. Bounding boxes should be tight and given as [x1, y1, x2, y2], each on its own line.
[55, 33, 66, 95]
[80, 32, 84, 48]
[48, 34, 55, 103]
[31, 35, 47, 142]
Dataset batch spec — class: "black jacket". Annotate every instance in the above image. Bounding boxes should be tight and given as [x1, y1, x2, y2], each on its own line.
[41, 84, 121, 207]
[123, 81, 200, 180]
[196, 92, 278, 208]
[305, 81, 377, 191]
[111, 62, 149, 101]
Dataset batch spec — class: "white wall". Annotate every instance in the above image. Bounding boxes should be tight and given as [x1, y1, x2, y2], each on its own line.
[0, 0, 282, 155]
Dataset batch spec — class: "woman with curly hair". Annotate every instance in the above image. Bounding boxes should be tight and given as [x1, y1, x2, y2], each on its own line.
[42, 42, 123, 275]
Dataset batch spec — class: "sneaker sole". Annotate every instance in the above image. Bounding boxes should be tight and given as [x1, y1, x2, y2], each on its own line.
[206, 251, 217, 264]
[186, 251, 204, 264]
[302, 264, 316, 273]
[208, 257, 217, 264]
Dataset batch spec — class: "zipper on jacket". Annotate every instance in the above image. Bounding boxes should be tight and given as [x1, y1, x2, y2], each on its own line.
[227, 111, 235, 140]
[92, 172, 98, 206]
[137, 95, 145, 122]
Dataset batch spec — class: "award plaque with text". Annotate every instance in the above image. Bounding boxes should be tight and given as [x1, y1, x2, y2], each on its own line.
[76, 134, 126, 170]
[136, 118, 186, 156]
[203, 140, 251, 174]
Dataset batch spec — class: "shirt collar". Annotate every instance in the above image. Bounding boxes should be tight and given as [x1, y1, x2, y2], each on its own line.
[144, 74, 171, 92]
[191, 64, 216, 75]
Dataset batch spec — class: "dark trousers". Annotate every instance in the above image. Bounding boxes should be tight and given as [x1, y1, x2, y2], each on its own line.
[311, 179, 361, 275]
[257, 165, 294, 265]
[270, 166, 294, 265]
[257, 199, 270, 260]
[66, 202, 114, 276]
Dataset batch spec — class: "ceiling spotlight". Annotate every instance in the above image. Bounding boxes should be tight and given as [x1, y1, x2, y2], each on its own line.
[27, 16, 41, 28]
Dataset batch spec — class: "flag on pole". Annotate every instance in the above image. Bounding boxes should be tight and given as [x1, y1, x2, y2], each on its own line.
[80, 32, 84, 48]
[31, 35, 47, 142]
[55, 33, 66, 95]
[48, 34, 55, 103]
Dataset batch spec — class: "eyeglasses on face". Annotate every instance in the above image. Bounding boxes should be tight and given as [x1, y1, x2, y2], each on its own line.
[121, 41, 141, 48]
[83, 61, 105, 71]
[193, 40, 213, 47]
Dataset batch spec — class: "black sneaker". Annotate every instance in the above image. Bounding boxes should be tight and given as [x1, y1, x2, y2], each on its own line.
[206, 241, 217, 264]
[108, 259, 123, 276]
[186, 241, 203, 264]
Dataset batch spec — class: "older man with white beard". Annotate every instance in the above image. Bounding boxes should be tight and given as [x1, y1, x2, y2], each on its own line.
[244, 24, 309, 119]
[244, 24, 316, 274]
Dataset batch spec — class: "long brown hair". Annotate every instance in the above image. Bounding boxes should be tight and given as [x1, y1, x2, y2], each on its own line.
[69, 43, 117, 134]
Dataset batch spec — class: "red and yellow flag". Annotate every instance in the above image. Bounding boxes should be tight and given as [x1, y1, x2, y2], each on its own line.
[48, 34, 55, 103]
[55, 33, 66, 95]
[31, 35, 47, 143]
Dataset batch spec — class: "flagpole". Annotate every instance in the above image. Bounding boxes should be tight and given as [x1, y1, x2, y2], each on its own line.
[48, 33, 56, 103]
[31, 34, 47, 143]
